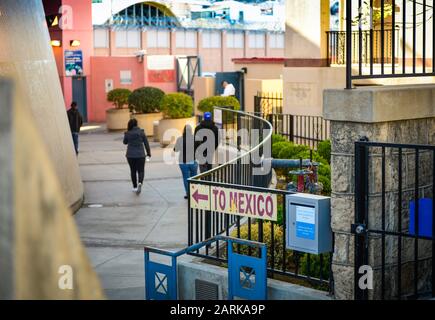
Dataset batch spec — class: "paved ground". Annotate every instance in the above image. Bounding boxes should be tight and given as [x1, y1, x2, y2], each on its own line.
[74, 124, 193, 300]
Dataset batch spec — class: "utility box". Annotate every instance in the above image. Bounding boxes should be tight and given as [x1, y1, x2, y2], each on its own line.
[286, 193, 332, 254]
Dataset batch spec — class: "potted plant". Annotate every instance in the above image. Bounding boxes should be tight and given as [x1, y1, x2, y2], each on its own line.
[106, 88, 132, 131]
[128, 87, 165, 136]
[158, 92, 196, 147]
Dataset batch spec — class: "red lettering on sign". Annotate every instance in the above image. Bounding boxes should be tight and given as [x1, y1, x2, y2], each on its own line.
[213, 189, 219, 209]
[219, 190, 226, 210]
[266, 196, 274, 217]
[257, 195, 265, 216]
[238, 193, 245, 214]
[245, 194, 253, 214]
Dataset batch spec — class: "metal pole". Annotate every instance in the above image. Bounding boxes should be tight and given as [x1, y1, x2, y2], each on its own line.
[346, 0, 353, 89]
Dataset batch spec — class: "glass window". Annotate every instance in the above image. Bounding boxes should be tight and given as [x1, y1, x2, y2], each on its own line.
[94, 29, 109, 48]
[202, 30, 221, 48]
[248, 33, 265, 49]
[147, 29, 169, 48]
[269, 33, 285, 49]
[176, 30, 197, 48]
[115, 30, 140, 48]
[226, 31, 244, 49]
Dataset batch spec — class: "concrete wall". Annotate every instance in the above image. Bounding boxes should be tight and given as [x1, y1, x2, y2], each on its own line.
[0, 77, 103, 299]
[283, 66, 346, 116]
[324, 85, 435, 300]
[94, 28, 284, 73]
[0, 0, 84, 210]
[193, 76, 216, 113]
[89, 56, 177, 123]
[178, 260, 332, 300]
[245, 79, 283, 113]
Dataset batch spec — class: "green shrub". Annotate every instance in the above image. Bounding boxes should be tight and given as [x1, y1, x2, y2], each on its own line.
[272, 141, 292, 159]
[300, 253, 330, 280]
[317, 140, 331, 164]
[197, 96, 240, 113]
[160, 93, 193, 119]
[318, 175, 331, 196]
[128, 87, 165, 113]
[277, 144, 310, 160]
[107, 88, 131, 109]
[272, 134, 286, 144]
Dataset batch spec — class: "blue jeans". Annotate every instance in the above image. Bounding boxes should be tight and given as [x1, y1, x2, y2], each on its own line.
[179, 162, 198, 195]
[72, 132, 79, 155]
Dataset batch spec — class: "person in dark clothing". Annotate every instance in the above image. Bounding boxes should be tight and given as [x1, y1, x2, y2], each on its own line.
[174, 125, 198, 199]
[67, 101, 83, 155]
[194, 112, 219, 173]
[123, 118, 151, 195]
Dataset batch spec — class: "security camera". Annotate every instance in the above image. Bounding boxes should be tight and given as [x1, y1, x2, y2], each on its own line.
[135, 50, 147, 63]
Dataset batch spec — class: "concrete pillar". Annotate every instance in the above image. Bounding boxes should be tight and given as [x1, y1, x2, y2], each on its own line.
[324, 85, 435, 299]
[0, 0, 84, 210]
[0, 77, 103, 299]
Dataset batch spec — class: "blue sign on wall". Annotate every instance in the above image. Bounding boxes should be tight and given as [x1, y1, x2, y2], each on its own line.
[409, 198, 433, 238]
[65, 50, 83, 76]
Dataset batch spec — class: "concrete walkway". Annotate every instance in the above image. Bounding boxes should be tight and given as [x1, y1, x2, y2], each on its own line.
[74, 124, 193, 300]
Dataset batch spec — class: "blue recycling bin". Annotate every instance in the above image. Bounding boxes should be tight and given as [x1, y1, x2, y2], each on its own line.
[409, 198, 433, 238]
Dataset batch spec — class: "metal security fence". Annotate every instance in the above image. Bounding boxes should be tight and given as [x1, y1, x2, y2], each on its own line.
[254, 92, 330, 149]
[345, 0, 435, 88]
[327, 29, 398, 65]
[188, 108, 333, 292]
[353, 140, 434, 300]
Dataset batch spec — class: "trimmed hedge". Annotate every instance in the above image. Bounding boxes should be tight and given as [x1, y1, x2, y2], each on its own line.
[107, 88, 131, 109]
[128, 87, 164, 114]
[160, 92, 193, 119]
[317, 140, 331, 164]
[197, 96, 240, 114]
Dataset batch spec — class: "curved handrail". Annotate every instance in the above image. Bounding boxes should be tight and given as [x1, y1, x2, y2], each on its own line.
[189, 107, 273, 181]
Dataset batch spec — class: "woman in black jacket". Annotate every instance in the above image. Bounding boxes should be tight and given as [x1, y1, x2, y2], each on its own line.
[123, 119, 151, 195]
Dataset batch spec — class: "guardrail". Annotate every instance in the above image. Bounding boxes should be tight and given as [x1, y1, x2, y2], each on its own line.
[144, 236, 267, 300]
[187, 107, 333, 292]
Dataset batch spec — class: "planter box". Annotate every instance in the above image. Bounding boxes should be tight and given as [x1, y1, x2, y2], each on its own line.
[158, 117, 197, 147]
[106, 108, 130, 131]
[133, 112, 163, 136]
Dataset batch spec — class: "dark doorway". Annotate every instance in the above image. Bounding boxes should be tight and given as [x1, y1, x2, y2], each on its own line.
[214, 72, 244, 111]
[72, 76, 87, 122]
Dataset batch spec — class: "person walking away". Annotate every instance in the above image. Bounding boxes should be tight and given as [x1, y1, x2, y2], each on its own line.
[174, 125, 198, 199]
[194, 112, 219, 173]
[67, 101, 83, 155]
[221, 80, 236, 97]
[123, 119, 151, 195]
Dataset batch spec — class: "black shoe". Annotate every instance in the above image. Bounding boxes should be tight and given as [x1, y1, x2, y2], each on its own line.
[137, 183, 142, 195]
[184, 195, 188, 199]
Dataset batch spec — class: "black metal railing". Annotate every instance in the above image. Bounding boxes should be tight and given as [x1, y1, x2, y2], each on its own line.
[346, 0, 435, 88]
[267, 114, 330, 150]
[187, 108, 333, 292]
[327, 29, 398, 65]
[254, 92, 330, 149]
[254, 92, 283, 115]
[354, 140, 434, 300]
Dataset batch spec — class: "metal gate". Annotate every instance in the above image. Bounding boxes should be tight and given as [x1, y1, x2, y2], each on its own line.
[176, 56, 201, 97]
[353, 140, 435, 300]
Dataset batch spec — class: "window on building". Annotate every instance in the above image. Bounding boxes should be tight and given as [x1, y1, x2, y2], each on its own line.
[147, 29, 169, 48]
[175, 30, 197, 48]
[248, 33, 265, 49]
[115, 30, 141, 48]
[226, 31, 244, 49]
[269, 33, 285, 49]
[202, 30, 221, 48]
[94, 29, 109, 48]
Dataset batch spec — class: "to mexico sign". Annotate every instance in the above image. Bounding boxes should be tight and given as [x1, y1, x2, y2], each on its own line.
[190, 183, 277, 221]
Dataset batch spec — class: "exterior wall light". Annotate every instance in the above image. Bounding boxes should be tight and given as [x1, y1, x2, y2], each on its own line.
[70, 40, 81, 47]
[51, 40, 62, 47]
